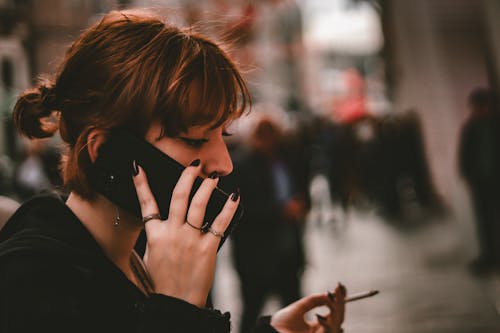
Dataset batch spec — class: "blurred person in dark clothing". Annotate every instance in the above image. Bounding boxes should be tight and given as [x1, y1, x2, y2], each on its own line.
[231, 117, 310, 333]
[319, 118, 355, 216]
[374, 111, 441, 221]
[459, 87, 500, 274]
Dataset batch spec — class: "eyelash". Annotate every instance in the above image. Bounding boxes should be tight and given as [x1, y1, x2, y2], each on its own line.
[181, 138, 208, 148]
[180, 131, 233, 148]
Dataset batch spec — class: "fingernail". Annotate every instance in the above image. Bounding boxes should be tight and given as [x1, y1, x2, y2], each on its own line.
[316, 314, 327, 322]
[209, 171, 219, 179]
[132, 160, 139, 176]
[190, 159, 201, 167]
[339, 282, 347, 295]
[231, 188, 240, 202]
[327, 291, 335, 301]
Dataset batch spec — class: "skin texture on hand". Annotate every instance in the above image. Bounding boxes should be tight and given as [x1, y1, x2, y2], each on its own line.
[132, 162, 240, 307]
[270, 284, 346, 333]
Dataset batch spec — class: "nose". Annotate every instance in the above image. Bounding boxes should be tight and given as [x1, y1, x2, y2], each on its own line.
[201, 137, 233, 177]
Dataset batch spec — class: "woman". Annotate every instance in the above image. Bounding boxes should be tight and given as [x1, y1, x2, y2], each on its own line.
[0, 9, 345, 333]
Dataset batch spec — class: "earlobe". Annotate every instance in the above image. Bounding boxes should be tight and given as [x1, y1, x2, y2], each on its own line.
[87, 129, 107, 163]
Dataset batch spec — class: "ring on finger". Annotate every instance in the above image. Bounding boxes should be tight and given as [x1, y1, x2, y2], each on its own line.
[142, 213, 162, 223]
[185, 220, 202, 231]
[207, 227, 224, 238]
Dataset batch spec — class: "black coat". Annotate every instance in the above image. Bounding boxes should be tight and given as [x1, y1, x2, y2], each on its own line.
[231, 143, 308, 281]
[0, 193, 274, 333]
[458, 114, 500, 187]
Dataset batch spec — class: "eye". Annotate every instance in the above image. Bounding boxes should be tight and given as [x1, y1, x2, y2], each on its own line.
[180, 137, 208, 148]
[222, 131, 233, 137]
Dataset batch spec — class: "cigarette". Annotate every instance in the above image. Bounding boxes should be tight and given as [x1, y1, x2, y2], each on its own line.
[345, 290, 379, 302]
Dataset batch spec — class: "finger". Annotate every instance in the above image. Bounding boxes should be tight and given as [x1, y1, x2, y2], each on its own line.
[132, 162, 161, 233]
[203, 190, 240, 245]
[315, 314, 330, 331]
[324, 292, 335, 311]
[168, 159, 202, 225]
[326, 284, 346, 303]
[337, 284, 347, 323]
[325, 285, 344, 314]
[186, 174, 219, 228]
[339, 282, 347, 298]
[316, 313, 327, 324]
[331, 283, 346, 325]
[334, 283, 347, 303]
[286, 293, 330, 314]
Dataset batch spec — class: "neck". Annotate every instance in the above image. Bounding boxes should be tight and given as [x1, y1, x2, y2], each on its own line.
[65, 192, 143, 275]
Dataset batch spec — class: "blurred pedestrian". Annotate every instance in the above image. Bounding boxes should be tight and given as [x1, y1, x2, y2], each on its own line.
[458, 87, 500, 274]
[231, 117, 310, 333]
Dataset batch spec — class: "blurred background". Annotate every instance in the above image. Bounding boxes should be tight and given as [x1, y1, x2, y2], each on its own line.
[1, 0, 500, 332]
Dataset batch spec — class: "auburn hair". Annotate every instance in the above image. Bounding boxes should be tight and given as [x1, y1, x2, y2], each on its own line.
[13, 9, 251, 199]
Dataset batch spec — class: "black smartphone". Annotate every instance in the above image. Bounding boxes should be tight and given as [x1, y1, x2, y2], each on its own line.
[88, 129, 243, 249]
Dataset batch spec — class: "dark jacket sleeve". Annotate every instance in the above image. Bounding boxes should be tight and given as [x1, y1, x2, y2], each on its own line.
[139, 294, 231, 333]
[251, 316, 279, 333]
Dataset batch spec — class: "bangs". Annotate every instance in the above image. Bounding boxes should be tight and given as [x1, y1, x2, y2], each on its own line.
[156, 35, 250, 136]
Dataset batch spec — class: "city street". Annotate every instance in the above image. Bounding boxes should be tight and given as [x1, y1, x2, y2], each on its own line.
[213, 179, 500, 333]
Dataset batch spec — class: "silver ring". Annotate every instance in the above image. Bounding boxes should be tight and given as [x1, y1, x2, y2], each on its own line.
[142, 213, 162, 224]
[207, 227, 224, 238]
[185, 220, 202, 231]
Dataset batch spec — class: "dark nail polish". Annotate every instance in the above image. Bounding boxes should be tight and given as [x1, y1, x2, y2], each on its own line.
[190, 159, 201, 167]
[327, 291, 335, 301]
[316, 314, 327, 322]
[209, 171, 219, 179]
[231, 188, 240, 202]
[339, 282, 347, 295]
[132, 160, 139, 176]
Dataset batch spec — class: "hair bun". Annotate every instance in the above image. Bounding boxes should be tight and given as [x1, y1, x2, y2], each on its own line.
[13, 84, 60, 139]
[40, 85, 57, 110]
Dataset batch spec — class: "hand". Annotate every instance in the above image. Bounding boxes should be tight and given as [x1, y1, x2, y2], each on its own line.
[270, 283, 346, 333]
[132, 160, 240, 307]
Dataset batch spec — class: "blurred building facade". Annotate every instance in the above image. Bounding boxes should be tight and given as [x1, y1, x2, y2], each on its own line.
[380, 0, 500, 224]
[0, 0, 499, 217]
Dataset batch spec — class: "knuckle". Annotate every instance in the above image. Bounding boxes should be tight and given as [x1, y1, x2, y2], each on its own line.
[146, 230, 162, 246]
[184, 237, 198, 251]
[189, 198, 205, 211]
[199, 242, 212, 256]
[169, 196, 182, 209]
[173, 186, 190, 199]
[138, 196, 153, 209]
[218, 209, 234, 222]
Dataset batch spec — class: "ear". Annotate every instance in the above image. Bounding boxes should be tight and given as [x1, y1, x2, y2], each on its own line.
[87, 129, 108, 163]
